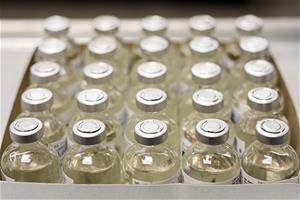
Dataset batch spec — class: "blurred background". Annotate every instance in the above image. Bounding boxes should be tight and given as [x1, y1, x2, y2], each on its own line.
[1, 0, 299, 18]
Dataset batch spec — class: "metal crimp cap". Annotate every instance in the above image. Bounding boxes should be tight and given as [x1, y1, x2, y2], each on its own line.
[22, 88, 53, 112]
[140, 36, 169, 56]
[136, 88, 167, 112]
[239, 36, 269, 54]
[192, 89, 224, 113]
[73, 119, 106, 145]
[83, 62, 113, 84]
[244, 59, 275, 83]
[88, 37, 118, 58]
[236, 15, 263, 34]
[141, 15, 167, 34]
[93, 15, 120, 33]
[247, 87, 280, 112]
[10, 117, 43, 144]
[256, 118, 289, 145]
[188, 15, 216, 34]
[38, 38, 67, 57]
[189, 36, 219, 55]
[196, 118, 229, 145]
[134, 119, 168, 146]
[137, 61, 167, 84]
[77, 89, 108, 112]
[30, 61, 61, 84]
[44, 15, 71, 35]
[191, 62, 221, 85]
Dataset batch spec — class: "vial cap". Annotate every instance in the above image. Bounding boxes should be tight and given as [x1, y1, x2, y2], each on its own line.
[196, 119, 229, 145]
[140, 36, 169, 56]
[191, 62, 221, 85]
[189, 36, 219, 54]
[44, 15, 71, 35]
[93, 15, 120, 33]
[137, 61, 167, 84]
[88, 37, 118, 58]
[244, 60, 275, 83]
[188, 15, 216, 34]
[38, 38, 67, 57]
[247, 87, 280, 112]
[77, 89, 108, 112]
[256, 118, 289, 145]
[73, 119, 106, 145]
[141, 15, 167, 34]
[192, 89, 224, 113]
[136, 88, 167, 112]
[30, 61, 61, 84]
[236, 15, 263, 34]
[239, 36, 269, 54]
[10, 118, 43, 144]
[22, 88, 53, 112]
[83, 62, 113, 84]
[134, 119, 168, 145]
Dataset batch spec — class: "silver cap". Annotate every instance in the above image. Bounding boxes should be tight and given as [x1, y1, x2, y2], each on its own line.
[30, 61, 61, 84]
[44, 15, 70, 35]
[72, 119, 106, 145]
[141, 15, 167, 35]
[93, 15, 120, 34]
[77, 89, 108, 112]
[83, 62, 113, 84]
[189, 36, 219, 55]
[247, 87, 280, 112]
[256, 118, 289, 145]
[134, 119, 168, 145]
[192, 89, 224, 113]
[196, 119, 229, 145]
[244, 60, 275, 83]
[188, 15, 216, 35]
[137, 61, 167, 84]
[136, 88, 167, 112]
[191, 62, 221, 85]
[22, 88, 53, 112]
[38, 38, 67, 57]
[139, 36, 169, 56]
[10, 118, 43, 144]
[88, 37, 118, 58]
[239, 36, 269, 55]
[236, 15, 263, 34]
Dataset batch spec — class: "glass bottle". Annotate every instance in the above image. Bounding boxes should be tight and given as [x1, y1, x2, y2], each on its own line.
[235, 87, 287, 157]
[123, 119, 181, 184]
[43, 15, 84, 71]
[180, 89, 236, 152]
[182, 119, 240, 184]
[179, 62, 230, 119]
[63, 119, 122, 184]
[29, 61, 75, 125]
[93, 15, 131, 73]
[231, 59, 279, 123]
[241, 118, 299, 183]
[141, 15, 168, 37]
[19, 88, 68, 160]
[67, 89, 122, 155]
[35, 38, 81, 96]
[80, 62, 126, 125]
[1, 118, 62, 183]
[86, 37, 128, 93]
[125, 88, 179, 152]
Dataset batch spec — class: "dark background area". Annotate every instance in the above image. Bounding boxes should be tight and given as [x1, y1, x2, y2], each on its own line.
[1, 0, 299, 18]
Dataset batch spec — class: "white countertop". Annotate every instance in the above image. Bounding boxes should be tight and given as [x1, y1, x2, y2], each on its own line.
[1, 18, 299, 140]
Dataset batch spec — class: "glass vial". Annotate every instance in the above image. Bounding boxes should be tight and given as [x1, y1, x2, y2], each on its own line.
[241, 118, 299, 183]
[182, 119, 240, 184]
[1, 118, 62, 183]
[63, 119, 122, 184]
